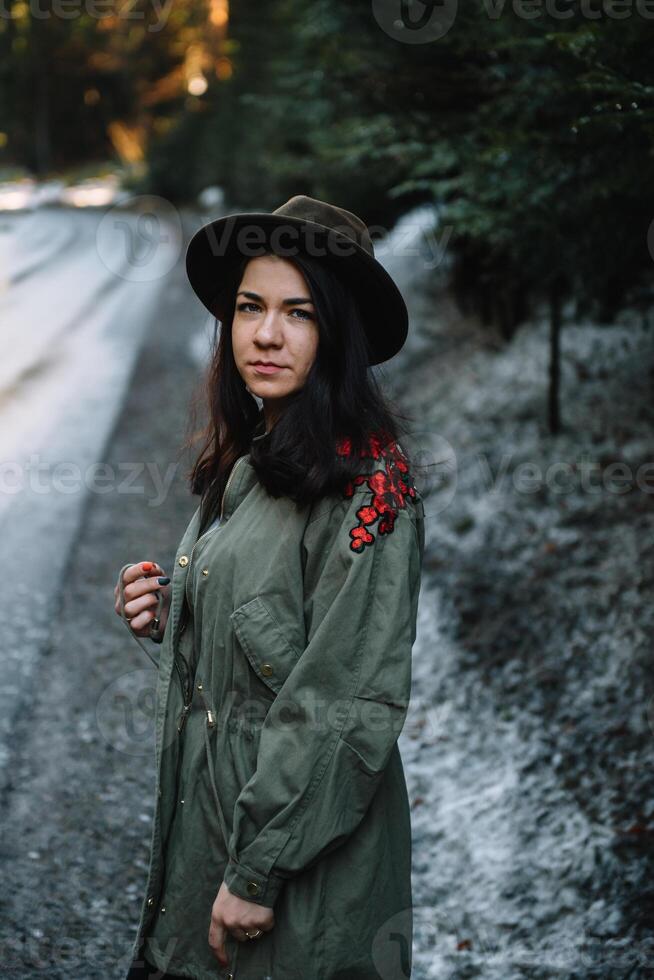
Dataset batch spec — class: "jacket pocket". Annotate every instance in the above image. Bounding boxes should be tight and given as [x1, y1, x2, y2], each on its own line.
[230, 595, 301, 697]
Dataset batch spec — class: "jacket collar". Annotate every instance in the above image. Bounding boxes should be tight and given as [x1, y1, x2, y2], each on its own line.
[251, 409, 268, 444]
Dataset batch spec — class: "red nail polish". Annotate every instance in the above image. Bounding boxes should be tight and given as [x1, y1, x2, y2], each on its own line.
[142, 562, 153, 572]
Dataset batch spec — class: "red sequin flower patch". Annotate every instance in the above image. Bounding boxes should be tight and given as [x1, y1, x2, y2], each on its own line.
[336, 433, 418, 553]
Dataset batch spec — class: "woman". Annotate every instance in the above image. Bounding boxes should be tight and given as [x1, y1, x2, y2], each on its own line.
[116, 195, 425, 980]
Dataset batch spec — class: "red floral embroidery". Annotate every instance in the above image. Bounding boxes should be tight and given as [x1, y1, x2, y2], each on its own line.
[336, 432, 418, 553]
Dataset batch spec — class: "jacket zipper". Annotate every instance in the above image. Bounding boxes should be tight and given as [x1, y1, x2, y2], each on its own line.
[177, 697, 192, 734]
[175, 453, 248, 734]
[174, 656, 191, 733]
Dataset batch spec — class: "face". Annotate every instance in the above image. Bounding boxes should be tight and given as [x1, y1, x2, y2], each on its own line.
[231, 254, 319, 430]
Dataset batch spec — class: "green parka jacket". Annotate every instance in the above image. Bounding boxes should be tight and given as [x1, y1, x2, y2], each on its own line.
[128, 418, 425, 980]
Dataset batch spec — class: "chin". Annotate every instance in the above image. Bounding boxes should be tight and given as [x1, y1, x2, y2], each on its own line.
[249, 380, 292, 399]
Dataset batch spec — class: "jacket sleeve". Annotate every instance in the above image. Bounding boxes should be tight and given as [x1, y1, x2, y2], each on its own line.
[222, 479, 425, 907]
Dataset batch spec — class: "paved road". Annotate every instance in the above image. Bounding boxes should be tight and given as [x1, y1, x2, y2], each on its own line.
[0, 205, 199, 786]
[0, 202, 215, 978]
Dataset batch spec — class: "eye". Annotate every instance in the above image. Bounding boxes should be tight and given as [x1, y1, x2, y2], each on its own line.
[237, 301, 260, 313]
[290, 308, 315, 320]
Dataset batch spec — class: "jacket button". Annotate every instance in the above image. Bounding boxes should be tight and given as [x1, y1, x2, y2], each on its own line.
[178, 556, 189, 567]
[227, 974, 234, 980]
[147, 897, 154, 907]
[246, 881, 260, 896]
[202, 568, 209, 576]
[261, 663, 273, 677]
[160, 906, 166, 914]
[197, 682, 203, 691]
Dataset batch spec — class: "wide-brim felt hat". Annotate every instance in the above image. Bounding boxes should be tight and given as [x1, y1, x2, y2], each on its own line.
[185, 194, 408, 366]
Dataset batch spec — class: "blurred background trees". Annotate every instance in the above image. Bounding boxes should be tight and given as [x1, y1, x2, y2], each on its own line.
[2, 0, 653, 429]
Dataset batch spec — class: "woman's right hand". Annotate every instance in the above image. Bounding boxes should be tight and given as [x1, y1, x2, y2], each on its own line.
[114, 561, 172, 639]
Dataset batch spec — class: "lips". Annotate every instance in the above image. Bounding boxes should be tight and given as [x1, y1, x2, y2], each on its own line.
[250, 361, 286, 375]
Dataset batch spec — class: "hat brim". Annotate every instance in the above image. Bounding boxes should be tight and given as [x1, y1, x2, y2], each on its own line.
[185, 212, 408, 366]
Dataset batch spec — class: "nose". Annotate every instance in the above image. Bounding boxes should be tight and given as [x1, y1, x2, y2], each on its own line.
[254, 308, 283, 346]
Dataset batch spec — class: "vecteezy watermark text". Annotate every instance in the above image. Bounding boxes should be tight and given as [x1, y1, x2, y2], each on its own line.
[0, 0, 174, 32]
[372, 0, 654, 45]
[0, 455, 178, 507]
[477, 452, 654, 496]
[198, 217, 452, 270]
[95, 673, 452, 759]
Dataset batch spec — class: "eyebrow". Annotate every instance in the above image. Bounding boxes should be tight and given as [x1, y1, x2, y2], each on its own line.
[236, 290, 314, 306]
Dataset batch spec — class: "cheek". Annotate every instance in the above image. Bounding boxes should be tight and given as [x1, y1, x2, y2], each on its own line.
[231, 319, 250, 363]
[294, 326, 319, 378]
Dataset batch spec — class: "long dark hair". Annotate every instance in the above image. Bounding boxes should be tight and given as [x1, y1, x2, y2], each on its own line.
[183, 248, 416, 534]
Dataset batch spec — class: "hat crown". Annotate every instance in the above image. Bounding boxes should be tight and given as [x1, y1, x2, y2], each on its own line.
[273, 194, 374, 257]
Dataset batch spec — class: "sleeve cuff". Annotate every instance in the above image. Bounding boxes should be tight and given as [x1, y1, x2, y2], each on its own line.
[223, 857, 286, 907]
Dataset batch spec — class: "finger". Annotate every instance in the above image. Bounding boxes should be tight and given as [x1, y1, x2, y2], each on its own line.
[122, 561, 164, 586]
[126, 606, 162, 634]
[128, 611, 160, 634]
[208, 919, 228, 967]
[230, 927, 249, 943]
[123, 577, 169, 604]
[120, 562, 147, 586]
[124, 592, 160, 621]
